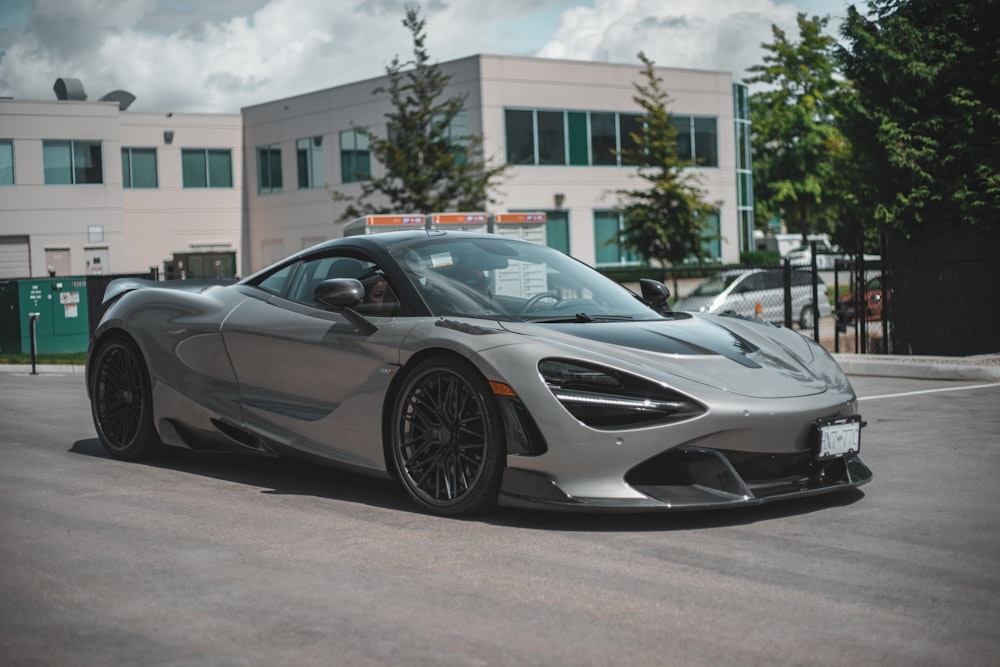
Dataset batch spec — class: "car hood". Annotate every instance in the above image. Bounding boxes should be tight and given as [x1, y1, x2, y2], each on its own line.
[499, 315, 840, 398]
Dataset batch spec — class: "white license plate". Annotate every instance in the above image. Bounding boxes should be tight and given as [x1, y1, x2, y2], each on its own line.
[815, 416, 861, 459]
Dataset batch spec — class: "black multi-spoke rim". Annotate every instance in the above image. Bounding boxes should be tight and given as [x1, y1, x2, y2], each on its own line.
[95, 344, 146, 451]
[397, 369, 488, 506]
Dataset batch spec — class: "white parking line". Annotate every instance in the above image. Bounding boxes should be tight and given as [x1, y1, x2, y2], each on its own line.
[859, 382, 1000, 401]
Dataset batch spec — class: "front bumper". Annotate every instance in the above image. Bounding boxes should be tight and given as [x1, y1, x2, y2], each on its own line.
[498, 448, 872, 512]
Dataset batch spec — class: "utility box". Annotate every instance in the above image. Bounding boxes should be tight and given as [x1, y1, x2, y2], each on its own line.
[0, 277, 91, 354]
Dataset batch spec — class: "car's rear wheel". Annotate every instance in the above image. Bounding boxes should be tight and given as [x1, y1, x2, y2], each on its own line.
[391, 356, 505, 516]
[90, 335, 162, 460]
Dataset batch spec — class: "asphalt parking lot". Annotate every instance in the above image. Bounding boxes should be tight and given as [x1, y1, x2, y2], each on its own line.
[1, 368, 999, 666]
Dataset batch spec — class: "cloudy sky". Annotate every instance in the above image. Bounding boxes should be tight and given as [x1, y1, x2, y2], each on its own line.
[0, 0, 852, 113]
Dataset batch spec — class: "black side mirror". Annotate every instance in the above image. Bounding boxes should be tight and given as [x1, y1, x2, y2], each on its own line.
[314, 278, 364, 308]
[639, 278, 672, 312]
[313, 278, 376, 335]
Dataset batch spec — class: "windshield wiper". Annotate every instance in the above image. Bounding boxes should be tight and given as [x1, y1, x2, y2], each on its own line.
[527, 313, 639, 324]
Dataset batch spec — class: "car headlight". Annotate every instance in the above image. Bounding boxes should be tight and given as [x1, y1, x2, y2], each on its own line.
[538, 359, 706, 429]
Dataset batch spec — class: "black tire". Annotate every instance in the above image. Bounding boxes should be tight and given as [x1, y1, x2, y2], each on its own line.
[390, 356, 506, 516]
[89, 335, 162, 461]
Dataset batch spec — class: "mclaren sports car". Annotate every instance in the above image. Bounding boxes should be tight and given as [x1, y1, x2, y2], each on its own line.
[87, 230, 871, 516]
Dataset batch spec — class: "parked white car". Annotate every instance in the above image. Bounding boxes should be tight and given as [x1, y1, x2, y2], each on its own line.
[675, 268, 832, 329]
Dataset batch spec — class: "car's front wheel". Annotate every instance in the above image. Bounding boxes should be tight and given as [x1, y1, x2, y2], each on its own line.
[391, 356, 506, 516]
[89, 335, 162, 460]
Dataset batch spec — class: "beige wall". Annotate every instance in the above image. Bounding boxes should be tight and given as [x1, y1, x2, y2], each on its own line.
[2, 54, 740, 279]
[0, 99, 241, 278]
[241, 54, 739, 273]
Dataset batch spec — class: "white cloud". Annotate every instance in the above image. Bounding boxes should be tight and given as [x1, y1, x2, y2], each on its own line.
[536, 0, 801, 78]
[0, 0, 839, 113]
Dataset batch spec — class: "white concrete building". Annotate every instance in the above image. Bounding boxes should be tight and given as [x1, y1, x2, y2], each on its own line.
[1, 55, 752, 279]
[0, 98, 242, 279]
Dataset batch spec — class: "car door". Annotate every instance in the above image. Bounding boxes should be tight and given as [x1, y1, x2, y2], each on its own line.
[221, 250, 419, 472]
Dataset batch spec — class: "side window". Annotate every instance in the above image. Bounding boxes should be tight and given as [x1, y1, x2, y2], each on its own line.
[739, 274, 766, 292]
[762, 272, 784, 290]
[255, 263, 296, 296]
[287, 254, 404, 316]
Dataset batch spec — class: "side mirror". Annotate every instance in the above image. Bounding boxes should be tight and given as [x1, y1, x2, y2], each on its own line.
[314, 278, 364, 308]
[639, 278, 672, 312]
[313, 279, 376, 335]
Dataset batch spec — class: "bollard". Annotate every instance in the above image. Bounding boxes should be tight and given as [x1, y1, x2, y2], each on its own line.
[29, 312, 40, 375]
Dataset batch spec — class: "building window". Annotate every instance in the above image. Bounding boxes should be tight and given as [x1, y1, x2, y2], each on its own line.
[536, 110, 566, 165]
[0, 140, 13, 185]
[297, 136, 326, 189]
[733, 82, 754, 252]
[590, 112, 617, 166]
[593, 210, 638, 267]
[256, 144, 282, 194]
[43, 140, 103, 184]
[506, 108, 719, 169]
[504, 110, 535, 165]
[121, 147, 158, 188]
[701, 210, 722, 260]
[567, 112, 589, 166]
[441, 110, 469, 164]
[673, 116, 718, 167]
[339, 129, 370, 184]
[182, 149, 233, 188]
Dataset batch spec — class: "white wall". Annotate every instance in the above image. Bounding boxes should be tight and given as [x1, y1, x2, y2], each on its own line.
[0, 99, 241, 278]
[241, 54, 740, 273]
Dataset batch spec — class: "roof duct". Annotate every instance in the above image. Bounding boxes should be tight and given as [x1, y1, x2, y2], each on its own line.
[100, 90, 136, 110]
[53, 78, 87, 101]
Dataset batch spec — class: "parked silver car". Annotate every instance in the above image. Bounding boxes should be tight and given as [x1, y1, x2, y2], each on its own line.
[674, 268, 832, 329]
[87, 233, 866, 517]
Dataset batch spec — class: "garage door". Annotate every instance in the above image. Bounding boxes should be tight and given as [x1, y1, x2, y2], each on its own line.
[0, 236, 30, 278]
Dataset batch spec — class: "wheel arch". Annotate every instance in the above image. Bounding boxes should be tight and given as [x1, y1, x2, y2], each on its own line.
[379, 346, 478, 479]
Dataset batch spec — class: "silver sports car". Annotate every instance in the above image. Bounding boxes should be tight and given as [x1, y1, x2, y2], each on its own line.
[87, 230, 871, 516]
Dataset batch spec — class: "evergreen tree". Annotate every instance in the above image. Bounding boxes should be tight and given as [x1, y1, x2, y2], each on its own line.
[615, 52, 719, 272]
[332, 7, 507, 219]
[746, 13, 850, 244]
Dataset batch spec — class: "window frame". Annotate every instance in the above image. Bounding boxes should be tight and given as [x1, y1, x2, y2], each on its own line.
[256, 143, 283, 194]
[181, 148, 233, 188]
[43, 139, 104, 185]
[121, 147, 158, 189]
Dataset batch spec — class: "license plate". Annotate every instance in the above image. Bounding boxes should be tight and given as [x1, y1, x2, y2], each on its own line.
[813, 415, 861, 460]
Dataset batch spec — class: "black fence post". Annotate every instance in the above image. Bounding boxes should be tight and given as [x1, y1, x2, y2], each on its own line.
[810, 241, 820, 342]
[783, 258, 793, 329]
[29, 312, 40, 375]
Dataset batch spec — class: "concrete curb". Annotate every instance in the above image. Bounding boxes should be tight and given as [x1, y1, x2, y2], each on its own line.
[831, 354, 1000, 382]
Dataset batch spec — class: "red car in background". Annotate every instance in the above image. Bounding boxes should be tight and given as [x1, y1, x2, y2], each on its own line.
[836, 275, 887, 328]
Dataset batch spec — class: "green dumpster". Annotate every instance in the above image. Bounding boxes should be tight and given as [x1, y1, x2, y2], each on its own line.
[8, 277, 91, 354]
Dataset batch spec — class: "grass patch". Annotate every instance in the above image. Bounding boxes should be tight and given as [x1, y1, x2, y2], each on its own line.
[0, 352, 87, 365]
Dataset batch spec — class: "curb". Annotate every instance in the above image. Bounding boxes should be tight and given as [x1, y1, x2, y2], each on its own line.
[831, 354, 1000, 382]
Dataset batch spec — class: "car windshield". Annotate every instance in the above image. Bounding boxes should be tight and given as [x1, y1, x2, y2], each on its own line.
[688, 273, 741, 297]
[391, 235, 664, 322]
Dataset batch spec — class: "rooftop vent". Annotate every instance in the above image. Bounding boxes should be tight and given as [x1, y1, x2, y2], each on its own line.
[100, 90, 136, 110]
[53, 78, 87, 101]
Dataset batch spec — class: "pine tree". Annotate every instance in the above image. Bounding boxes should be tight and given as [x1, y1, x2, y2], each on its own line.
[615, 52, 719, 271]
[332, 7, 507, 218]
